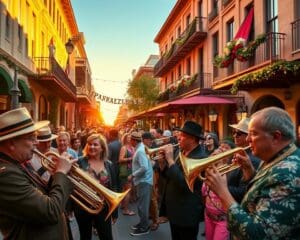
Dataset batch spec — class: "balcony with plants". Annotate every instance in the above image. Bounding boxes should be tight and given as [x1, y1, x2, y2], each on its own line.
[157, 73, 212, 103]
[154, 17, 207, 77]
[213, 32, 286, 88]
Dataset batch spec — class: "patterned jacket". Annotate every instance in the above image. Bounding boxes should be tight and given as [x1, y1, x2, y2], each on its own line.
[227, 144, 300, 239]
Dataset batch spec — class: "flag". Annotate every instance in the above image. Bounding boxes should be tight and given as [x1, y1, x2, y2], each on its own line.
[234, 7, 254, 44]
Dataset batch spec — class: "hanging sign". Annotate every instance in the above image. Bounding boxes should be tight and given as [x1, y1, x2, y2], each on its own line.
[95, 93, 139, 105]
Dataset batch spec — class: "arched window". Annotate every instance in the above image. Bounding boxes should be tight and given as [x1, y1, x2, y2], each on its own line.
[38, 95, 48, 120]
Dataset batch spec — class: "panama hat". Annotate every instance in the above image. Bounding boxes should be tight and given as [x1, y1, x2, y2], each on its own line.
[179, 121, 204, 139]
[0, 107, 49, 142]
[130, 131, 142, 141]
[229, 117, 250, 134]
[37, 126, 57, 142]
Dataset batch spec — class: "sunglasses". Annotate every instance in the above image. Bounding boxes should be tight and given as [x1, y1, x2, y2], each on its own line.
[233, 131, 246, 137]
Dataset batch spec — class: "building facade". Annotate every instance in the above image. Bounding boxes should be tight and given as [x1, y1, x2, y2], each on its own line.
[138, 0, 300, 139]
[0, 0, 99, 130]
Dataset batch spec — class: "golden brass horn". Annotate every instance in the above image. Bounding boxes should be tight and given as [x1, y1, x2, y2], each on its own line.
[32, 149, 130, 220]
[180, 147, 249, 192]
[145, 144, 179, 161]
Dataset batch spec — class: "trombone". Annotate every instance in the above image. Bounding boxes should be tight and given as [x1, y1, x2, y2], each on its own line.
[33, 149, 130, 220]
[180, 146, 249, 192]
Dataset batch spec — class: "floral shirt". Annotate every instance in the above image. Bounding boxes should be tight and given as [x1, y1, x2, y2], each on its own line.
[227, 144, 300, 240]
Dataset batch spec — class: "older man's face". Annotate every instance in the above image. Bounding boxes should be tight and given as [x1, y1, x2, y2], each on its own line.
[247, 115, 273, 161]
[37, 140, 51, 153]
[12, 132, 37, 163]
[178, 132, 194, 151]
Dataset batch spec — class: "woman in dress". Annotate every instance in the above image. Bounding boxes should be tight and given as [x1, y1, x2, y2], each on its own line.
[74, 133, 118, 240]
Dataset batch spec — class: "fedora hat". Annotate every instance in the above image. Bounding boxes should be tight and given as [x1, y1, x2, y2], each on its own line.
[0, 107, 49, 142]
[130, 131, 142, 141]
[179, 121, 204, 139]
[229, 117, 250, 134]
[37, 126, 57, 142]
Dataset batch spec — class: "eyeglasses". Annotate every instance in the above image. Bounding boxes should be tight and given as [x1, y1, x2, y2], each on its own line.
[206, 137, 212, 140]
[233, 131, 246, 137]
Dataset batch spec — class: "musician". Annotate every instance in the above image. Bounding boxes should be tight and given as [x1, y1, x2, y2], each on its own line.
[205, 107, 300, 239]
[161, 120, 207, 240]
[128, 131, 153, 236]
[30, 126, 57, 182]
[227, 118, 260, 203]
[0, 108, 74, 240]
[74, 133, 118, 240]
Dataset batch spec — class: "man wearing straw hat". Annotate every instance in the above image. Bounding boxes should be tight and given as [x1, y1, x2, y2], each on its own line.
[30, 126, 58, 182]
[0, 108, 75, 240]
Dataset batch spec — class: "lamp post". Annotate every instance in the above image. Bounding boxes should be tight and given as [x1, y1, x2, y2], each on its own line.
[235, 105, 248, 121]
[208, 109, 218, 132]
[10, 66, 20, 109]
[65, 39, 74, 75]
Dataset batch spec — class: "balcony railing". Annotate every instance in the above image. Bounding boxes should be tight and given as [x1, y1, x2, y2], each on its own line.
[34, 57, 76, 98]
[292, 18, 300, 52]
[214, 32, 285, 82]
[154, 17, 207, 77]
[157, 73, 212, 103]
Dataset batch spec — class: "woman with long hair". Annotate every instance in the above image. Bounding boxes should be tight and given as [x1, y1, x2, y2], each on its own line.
[118, 133, 135, 216]
[74, 133, 118, 240]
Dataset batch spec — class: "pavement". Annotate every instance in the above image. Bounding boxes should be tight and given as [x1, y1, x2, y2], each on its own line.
[0, 203, 205, 240]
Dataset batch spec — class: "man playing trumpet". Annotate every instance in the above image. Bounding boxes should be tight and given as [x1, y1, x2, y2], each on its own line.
[159, 121, 207, 240]
[0, 108, 75, 240]
[205, 107, 300, 239]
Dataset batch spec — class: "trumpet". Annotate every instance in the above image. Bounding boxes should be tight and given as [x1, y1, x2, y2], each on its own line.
[153, 136, 173, 146]
[145, 143, 179, 161]
[32, 149, 130, 220]
[180, 146, 249, 192]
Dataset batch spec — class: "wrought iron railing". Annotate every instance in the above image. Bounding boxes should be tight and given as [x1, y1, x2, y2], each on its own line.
[33, 57, 76, 94]
[215, 32, 285, 81]
[292, 18, 300, 52]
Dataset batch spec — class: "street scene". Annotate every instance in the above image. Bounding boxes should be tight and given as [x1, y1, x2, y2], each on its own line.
[0, 0, 300, 240]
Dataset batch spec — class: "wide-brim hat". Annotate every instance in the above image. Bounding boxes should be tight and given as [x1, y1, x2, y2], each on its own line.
[229, 117, 250, 134]
[0, 107, 49, 142]
[179, 120, 204, 139]
[37, 126, 57, 142]
[131, 131, 142, 141]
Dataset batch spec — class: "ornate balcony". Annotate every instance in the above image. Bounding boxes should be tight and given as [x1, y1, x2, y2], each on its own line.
[33, 57, 76, 101]
[157, 73, 212, 103]
[154, 17, 207, 77]
[213, 32, 286, 88]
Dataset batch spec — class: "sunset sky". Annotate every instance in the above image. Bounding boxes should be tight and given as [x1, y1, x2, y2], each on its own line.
[72, 0, 176, 125]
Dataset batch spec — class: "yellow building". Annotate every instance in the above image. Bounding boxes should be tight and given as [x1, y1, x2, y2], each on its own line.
[0, 0, 99, 130]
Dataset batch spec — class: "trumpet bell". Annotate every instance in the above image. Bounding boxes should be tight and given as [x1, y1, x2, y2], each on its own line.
[180, 147, 247, 192]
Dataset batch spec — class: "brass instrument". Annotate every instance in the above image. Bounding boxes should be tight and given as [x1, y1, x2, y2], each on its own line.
[145, 143, 179, 161]
[180, 146, 250, 192]
[32, 149, 130, 220]
[153, 136, 173, 146]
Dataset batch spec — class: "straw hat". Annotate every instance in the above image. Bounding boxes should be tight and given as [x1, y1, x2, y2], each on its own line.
[37, 126, 57, 142]
[229, 117, 250, 134]
[130, 131, 142, 141]
[0, 107, 49, 142]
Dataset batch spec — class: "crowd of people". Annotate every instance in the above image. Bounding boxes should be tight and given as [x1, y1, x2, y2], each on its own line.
[0, 106, 299, 240]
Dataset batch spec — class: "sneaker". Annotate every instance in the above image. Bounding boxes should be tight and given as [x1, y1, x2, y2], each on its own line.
[130, 227, 150, 236]
[131, 224, 140, 230]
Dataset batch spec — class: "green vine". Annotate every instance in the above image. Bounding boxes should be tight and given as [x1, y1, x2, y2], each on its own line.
[214, 34, 267, 68]
[230, 60, 300, 94]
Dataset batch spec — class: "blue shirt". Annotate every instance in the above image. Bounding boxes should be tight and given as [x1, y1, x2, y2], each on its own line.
[131, 142, 153, 186]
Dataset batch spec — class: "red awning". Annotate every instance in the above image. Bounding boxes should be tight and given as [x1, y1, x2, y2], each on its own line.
[144, 95, 235, 114]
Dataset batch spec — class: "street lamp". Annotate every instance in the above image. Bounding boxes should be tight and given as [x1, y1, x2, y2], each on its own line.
[236, 105, 248, 121]
[10, 66, 21, 109]
[65, 39, 74, 75]
[208, 109, 218, 122]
